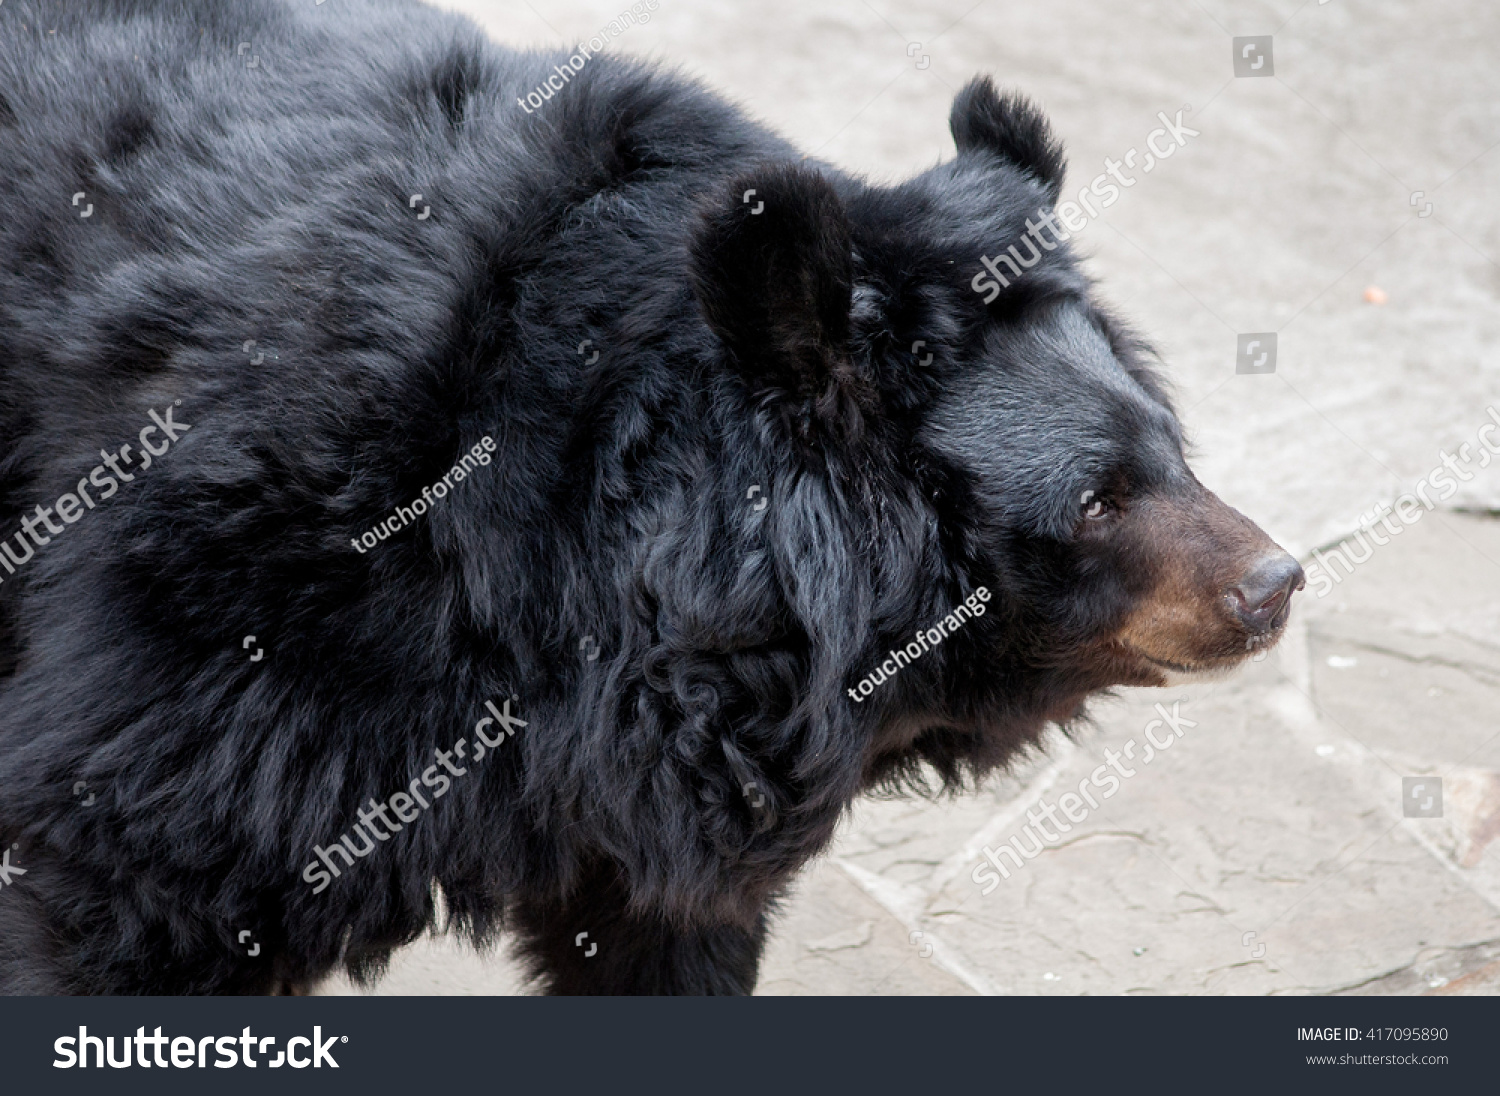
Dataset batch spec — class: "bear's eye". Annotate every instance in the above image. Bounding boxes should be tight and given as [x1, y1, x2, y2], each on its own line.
[1079, 490, 1112, 520]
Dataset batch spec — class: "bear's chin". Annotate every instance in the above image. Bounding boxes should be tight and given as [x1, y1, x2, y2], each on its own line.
[1142, 660, 1245, 687]
[1131, 640, 1282, 686]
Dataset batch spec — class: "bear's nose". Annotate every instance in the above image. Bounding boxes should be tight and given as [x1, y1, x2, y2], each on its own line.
[1228, 552, 1305, 634]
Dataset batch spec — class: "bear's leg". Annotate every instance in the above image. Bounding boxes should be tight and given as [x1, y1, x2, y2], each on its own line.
[0, 844, 324, 995]
[509, 868, 770, 995]
[0, 856, 81, 993]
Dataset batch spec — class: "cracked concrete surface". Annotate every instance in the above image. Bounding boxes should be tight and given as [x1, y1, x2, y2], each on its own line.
[318, 0, 1500, 995]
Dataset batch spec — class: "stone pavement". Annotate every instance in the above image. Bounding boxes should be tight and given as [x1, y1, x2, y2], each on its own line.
[319, 0, 1500, 995]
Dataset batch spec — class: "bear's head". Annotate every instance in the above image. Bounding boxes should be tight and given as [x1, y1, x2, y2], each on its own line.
[689, 77, 1302, 781]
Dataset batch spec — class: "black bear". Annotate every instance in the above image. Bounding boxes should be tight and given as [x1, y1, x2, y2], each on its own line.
[0, 0, 1302, 994]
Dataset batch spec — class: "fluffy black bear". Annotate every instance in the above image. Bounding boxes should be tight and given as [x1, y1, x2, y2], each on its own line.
[0, 0, 1302, 994]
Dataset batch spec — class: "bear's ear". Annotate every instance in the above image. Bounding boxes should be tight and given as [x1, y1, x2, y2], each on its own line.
[950, 77, 1066, 203]
[690, 163, 864, 436]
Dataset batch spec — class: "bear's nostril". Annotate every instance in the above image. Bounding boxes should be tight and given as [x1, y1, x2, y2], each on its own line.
[1229, 552, 1305, 632]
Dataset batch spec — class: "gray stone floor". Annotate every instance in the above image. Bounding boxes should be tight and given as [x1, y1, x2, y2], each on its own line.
[320, 0, 1500, 995]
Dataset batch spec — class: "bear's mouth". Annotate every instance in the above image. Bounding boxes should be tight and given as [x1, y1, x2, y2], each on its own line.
[1137, 650, 1250, 679]
[1141, 653, 1218, 674]
[1128, 611, 1290, 681]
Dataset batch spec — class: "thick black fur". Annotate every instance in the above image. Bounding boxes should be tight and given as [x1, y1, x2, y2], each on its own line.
[0, 0, 1194, 994]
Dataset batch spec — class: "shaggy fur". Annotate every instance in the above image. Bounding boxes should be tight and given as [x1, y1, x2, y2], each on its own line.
[0, 0, 1297, 994]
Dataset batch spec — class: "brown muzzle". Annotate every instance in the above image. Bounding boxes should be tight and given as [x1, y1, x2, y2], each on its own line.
[1112, 484, 1304, 676]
